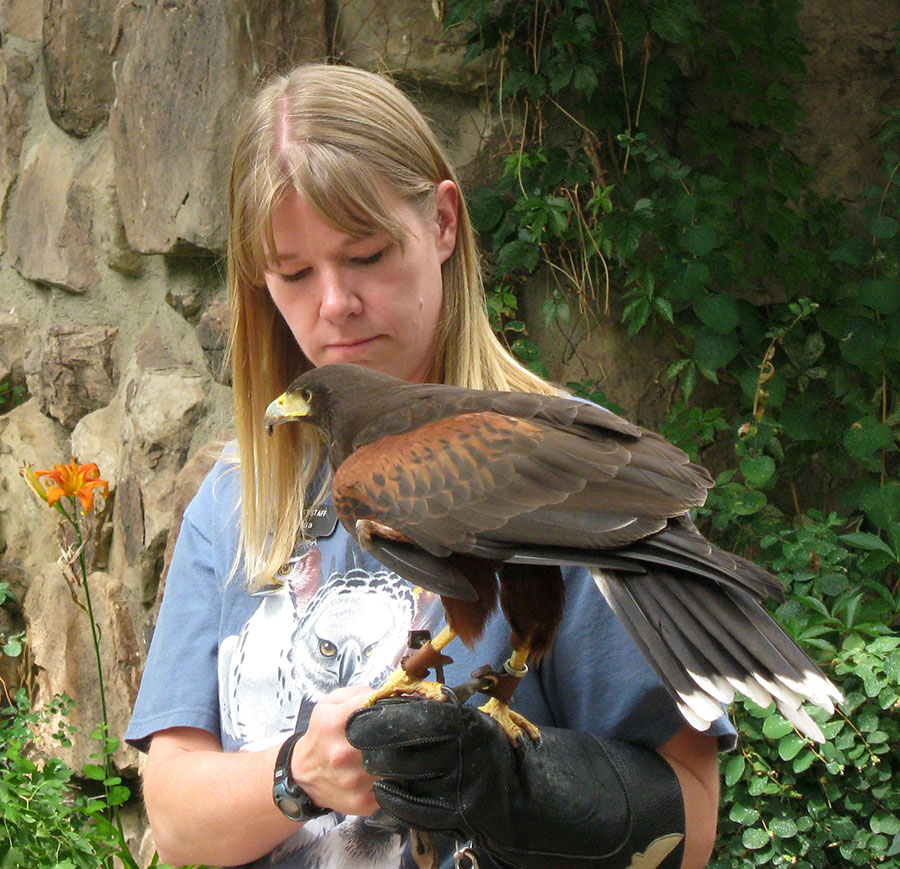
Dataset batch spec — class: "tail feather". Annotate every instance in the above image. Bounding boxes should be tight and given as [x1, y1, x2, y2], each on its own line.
[590, 567, 841, 742]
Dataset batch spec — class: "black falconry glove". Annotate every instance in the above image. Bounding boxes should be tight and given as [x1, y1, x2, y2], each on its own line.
[346, 696, 686, 869]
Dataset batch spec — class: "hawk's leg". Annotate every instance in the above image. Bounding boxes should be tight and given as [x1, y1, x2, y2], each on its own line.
[366, 625, 457, 705]
[476, 647, 541, 743]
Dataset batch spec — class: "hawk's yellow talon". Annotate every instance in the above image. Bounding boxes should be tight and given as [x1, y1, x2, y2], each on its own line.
[366, 667, 448, 705]
[478, 696, 541, 742]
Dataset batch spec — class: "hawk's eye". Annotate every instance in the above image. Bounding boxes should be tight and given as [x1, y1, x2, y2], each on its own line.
[318, 639, 336, 657]
[363, 642, 377, 658]
[277, 562, 293, 576]
[302, 388, 313, 404]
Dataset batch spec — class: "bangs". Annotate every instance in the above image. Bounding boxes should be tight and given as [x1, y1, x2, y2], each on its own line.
[241, 142, 426, 283]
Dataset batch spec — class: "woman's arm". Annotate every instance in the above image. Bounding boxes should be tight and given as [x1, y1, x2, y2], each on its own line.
[657, 725, 721, 868]
[143, 686, 378, 867]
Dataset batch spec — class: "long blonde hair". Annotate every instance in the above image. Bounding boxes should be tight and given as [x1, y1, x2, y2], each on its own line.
[227, 62, 557, 587]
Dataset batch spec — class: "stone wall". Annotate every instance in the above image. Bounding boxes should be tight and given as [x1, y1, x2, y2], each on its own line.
[0, 0, 896, 861]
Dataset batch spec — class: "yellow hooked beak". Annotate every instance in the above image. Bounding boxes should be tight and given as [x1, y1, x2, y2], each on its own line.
[264, 389, 311, 435]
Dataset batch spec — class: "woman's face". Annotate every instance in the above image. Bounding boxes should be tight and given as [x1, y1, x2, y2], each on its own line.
[264, 181, 459, 384]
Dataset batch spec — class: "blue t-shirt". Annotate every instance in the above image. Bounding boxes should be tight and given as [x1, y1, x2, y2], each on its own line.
[126, 456, 734, 868]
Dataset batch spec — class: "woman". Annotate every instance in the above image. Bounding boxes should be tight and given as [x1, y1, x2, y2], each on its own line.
[126, 63, 728, 869]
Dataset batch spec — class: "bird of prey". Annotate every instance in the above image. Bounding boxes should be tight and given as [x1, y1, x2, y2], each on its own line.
[264, 363, 841, 742]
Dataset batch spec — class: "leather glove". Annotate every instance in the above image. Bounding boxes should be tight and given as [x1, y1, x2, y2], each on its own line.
[346, 695, 685, 869]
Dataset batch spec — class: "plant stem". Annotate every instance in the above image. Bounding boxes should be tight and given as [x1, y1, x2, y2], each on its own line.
[68, 503, 129, 867]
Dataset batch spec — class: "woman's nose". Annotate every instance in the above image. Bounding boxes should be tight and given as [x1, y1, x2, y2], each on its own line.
[318, 268, 363, 320]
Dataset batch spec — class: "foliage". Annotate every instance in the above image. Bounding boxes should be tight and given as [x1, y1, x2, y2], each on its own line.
[0, 582, 24, 663]
[0, 380, 27, 413]
[444, 0, 900, 864]
[0, 690, 115, 868]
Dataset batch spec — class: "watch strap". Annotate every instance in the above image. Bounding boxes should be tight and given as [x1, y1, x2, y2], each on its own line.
[272, 730, 331, 822]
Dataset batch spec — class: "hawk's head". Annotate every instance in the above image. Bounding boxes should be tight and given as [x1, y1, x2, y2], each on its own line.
[264, 363, 412, 466]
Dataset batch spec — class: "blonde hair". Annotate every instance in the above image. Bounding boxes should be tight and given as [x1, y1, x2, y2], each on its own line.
[227, 62, 557, 587]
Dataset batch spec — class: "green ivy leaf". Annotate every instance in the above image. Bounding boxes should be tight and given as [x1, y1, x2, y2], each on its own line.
[868, 215, 899, 239]
[843, 419, 896, 458]
[694, 293, 740, 335]
[858, 277, 900, 314]
[495, 238, 540, 274]
[683, 225, 718, 256]
[839, 532, 896, 558]
[730, 489, 767, 516]
[840, 318, 886, 366]
[467, 188, 509, 233]
[694, 328, 740, 370]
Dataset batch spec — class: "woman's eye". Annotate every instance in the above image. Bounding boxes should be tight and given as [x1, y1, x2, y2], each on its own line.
[354, 248, 386, 266]
[280, 268, 310, 283]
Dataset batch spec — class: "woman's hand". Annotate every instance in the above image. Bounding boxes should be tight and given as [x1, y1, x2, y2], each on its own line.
[290, 685, 380, 817]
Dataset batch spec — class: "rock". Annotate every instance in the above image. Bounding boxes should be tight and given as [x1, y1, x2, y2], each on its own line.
[0, 399, 69, 599]
[104, 330, 209, 606]
[0, 43, 38, 250]
[793, 0, 900, 206]
[24, 324, 118, 429]
[71, 402, 121, 493]
[70, 133, 143, 277]
[524, 283, 680, 430]
[42, 0, 118, 137]
[0, 311, 28, 388]
[196, 299, 230, 384]
[0, 0, 42, 41]
[108, 0, 327, 254]
[24, 569, 143, 774]
[6, 132, 101, 292]
[158, 440, 222, 594]
[335, 0, 488, 89]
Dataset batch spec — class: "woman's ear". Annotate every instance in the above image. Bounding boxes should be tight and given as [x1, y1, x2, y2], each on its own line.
[434, 179, 459, 263]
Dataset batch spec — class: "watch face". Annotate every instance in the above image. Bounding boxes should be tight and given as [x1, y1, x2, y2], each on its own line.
[276, 794, 304, 820]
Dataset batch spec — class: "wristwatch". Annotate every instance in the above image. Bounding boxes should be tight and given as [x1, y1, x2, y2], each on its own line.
[272, 730, 331, 822]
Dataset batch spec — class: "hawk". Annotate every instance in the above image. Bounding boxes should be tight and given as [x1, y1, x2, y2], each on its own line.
[264, 363, 841, 741]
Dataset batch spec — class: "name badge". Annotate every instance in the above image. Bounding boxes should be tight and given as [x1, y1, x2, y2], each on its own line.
[304, 504, 339, 538]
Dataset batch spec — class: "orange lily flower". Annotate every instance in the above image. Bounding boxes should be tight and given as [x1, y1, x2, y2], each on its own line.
[26, 459, 109, 514]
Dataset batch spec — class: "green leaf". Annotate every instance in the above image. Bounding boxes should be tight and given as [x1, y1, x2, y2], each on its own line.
[693, 293, 740, 335]
[495, 238, 540, 274]
[730, 802, 760, 825]
[730, 489, 767, 516]
[762, 713, 793, 739]
[683, 225, 718, 256]
[840, 318, 886, 366]
[2, 637, 22, 657]
[467, 187, 509, 233]
[741, 455, 776, 486]
[724, 754, 746, 786]
[742, 827, 770, 850]
[82, 763, 106, 781]
[792, 750, 816, 773]
[779, 733, 807, 760]
[843, 419, 895, 458]
[868, 215, 899, 239]
[839, 532, 896, 558]
[694, 328, 740, 371]
[858, 278, 900, 314]
[769, 817, 799, 838]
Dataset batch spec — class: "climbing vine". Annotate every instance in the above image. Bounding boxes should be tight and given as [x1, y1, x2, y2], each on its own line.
[443, 0, 900, 864]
